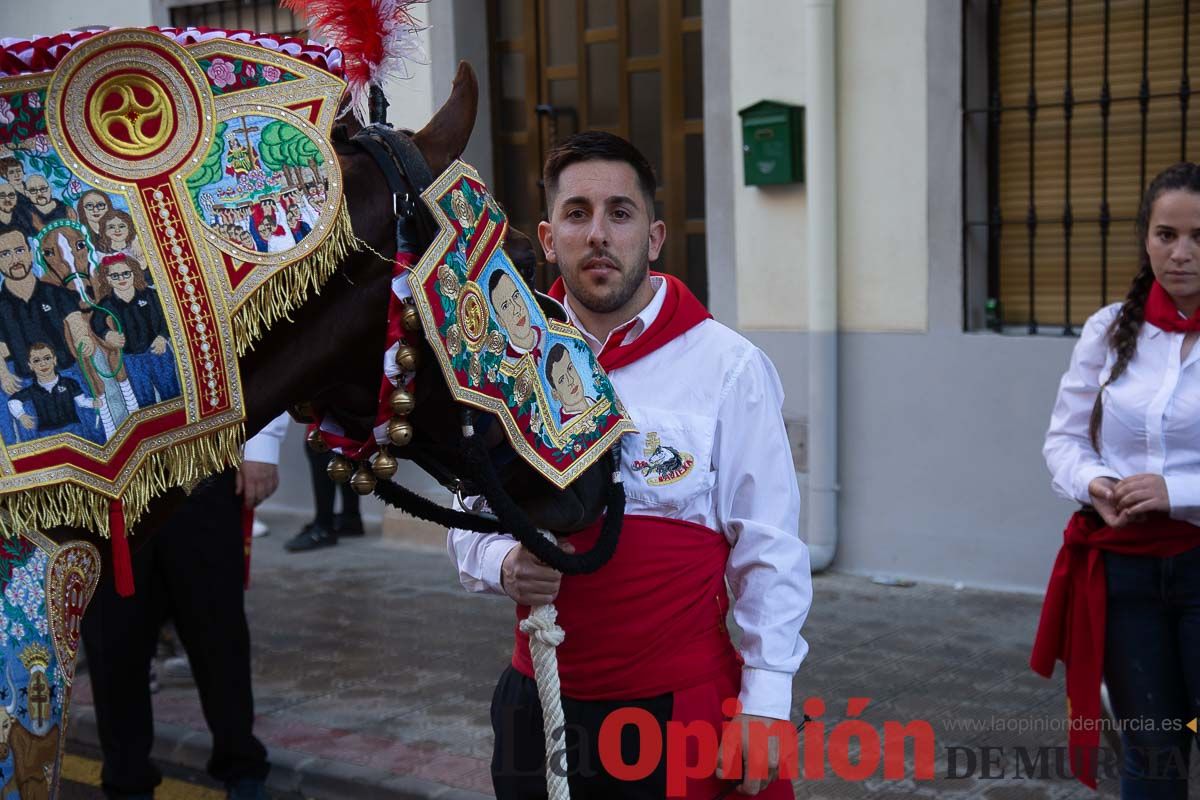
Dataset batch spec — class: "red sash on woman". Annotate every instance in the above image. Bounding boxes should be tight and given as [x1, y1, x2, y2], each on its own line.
[1030, 510, 1200, 788]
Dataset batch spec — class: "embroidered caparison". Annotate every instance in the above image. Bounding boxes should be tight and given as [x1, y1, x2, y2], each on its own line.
[0, 27, 358, 538]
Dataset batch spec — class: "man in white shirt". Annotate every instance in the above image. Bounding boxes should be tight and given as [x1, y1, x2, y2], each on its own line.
[449, 132, 810, 799]
[81, 415, 290, 800]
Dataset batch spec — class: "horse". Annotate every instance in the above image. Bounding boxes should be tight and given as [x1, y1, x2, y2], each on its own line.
[45, 61, 614, 563]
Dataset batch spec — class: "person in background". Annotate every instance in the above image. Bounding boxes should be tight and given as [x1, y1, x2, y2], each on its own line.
[81, 414, 289, 800]
[284, 443, 364, 552]
[1038, 161, 1200, 796]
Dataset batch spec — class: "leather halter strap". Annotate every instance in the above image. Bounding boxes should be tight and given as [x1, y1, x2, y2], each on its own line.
[351, 123, 436, 242]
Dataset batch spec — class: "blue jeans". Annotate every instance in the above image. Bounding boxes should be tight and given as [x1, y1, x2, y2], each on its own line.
[123, 349, 180, 408]
[1104, 547, 1200, 798]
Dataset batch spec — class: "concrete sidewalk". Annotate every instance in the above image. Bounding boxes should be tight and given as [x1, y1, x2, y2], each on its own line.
[65, 514, 1150, 799]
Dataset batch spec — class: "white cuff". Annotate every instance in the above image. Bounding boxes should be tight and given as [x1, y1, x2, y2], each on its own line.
[1073, 464, 1121, 506]
[1165, 474, 1200, 512]
[737, 666, 794, 721]
[243, 432, 281, 465]
[481, 539, 518, 595]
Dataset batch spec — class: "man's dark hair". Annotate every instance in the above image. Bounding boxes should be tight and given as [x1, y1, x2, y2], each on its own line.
[488, 268, 512, 301]
[0, 157, 20, 174]
[0, 224, 26, 243]
[543, 131, 657, 216]
[546, 343, 571, 378]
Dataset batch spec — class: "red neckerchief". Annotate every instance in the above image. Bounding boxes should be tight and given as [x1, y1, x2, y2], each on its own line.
[505, 325, 543, 361]
[1030, 511, 1200, 788]
[1145, 280, 1200, 332]
[548, 272, 711, 371]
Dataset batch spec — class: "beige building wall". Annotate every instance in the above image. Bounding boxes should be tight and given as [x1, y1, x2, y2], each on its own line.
[729, 3, 808, 330]
[727, 0, 929, 333]
[0, 0, 157, 36]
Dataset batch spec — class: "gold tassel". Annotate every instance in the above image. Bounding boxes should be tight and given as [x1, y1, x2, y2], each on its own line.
[231, 202, 360, 355]
[0, 425, 245, 540]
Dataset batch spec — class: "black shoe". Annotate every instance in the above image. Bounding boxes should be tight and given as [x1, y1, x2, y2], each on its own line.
[284, 521, 337, 552]
[333, 512, 364, 537]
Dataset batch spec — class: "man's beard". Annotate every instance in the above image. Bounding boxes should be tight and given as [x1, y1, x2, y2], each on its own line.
[561, 242, 650, 314]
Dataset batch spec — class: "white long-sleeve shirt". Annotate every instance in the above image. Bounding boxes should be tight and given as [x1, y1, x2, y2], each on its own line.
[243, 413, 289, 465]
[1044, 302, 1200, 526]
[449, 276, 811, 720]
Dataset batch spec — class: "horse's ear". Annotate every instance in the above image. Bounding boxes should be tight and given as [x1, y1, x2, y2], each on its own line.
[413, 61, 477, 177]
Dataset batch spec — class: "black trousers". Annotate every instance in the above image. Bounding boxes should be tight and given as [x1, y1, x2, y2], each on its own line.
[81, 470, 269, 798]
[491, 665, 671, 800]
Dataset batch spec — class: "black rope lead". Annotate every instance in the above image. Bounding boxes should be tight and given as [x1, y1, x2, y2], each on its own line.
[372, 426, 625, 576]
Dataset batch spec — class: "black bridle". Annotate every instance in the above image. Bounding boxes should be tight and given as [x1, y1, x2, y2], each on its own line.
[337, 120, 625, 575]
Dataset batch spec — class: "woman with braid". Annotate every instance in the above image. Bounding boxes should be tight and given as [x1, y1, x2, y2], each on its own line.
[1034, 162, 1200, 796]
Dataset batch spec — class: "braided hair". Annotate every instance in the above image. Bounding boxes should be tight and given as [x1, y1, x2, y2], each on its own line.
[1089, 162, 1200, 451]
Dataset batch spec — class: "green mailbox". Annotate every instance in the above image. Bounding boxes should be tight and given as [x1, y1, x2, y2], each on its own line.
[738, 100, 805, 186]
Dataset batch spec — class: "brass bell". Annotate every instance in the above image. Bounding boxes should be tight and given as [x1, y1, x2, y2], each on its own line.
[349, 464, 377, 495]
[401, 304, 421, 332]
[326, 454, 353, 483]
[386, 416, 413, 447]
[371, 450, 398, 479]
[394, 344, 421, 372]
[306, 428, 329, 453]
[388, 388, 415, 416]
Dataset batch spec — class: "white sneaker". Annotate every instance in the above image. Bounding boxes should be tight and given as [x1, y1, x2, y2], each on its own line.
[251, 519, 269, 538]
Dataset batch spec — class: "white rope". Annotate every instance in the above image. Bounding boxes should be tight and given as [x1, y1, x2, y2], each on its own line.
[518, 533, 571, 800]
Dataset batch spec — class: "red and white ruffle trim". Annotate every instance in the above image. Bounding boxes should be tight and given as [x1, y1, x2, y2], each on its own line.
[0, 26, 344, 78]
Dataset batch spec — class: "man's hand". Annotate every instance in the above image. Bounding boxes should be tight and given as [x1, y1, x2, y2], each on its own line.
[1089, 477, 1128, 528]
[0, 371, 21, 396]
[17, 415, 33, 431]
[500, 542, 575, 606]
[104, 331, 125, 349]
[1113, 473, 1170, 519]
[150, 336, 167, 355]
[236, 460, 278, 509]
[716, 713, 787, 795]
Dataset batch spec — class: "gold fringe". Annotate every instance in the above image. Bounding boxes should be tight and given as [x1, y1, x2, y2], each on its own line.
[1, 425, 245, 540]
[230, 202, 360, 355]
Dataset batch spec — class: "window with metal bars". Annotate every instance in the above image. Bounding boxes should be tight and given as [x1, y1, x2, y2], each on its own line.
[168, 0, 303, 37]
[963, 0, 1199, 334]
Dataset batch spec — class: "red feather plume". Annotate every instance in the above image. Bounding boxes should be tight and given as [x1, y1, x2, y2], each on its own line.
[282, 0, 425, 121]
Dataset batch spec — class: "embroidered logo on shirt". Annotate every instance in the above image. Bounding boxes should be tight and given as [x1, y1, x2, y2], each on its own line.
[137, 299, 148, 307]
[632, 432, 695, 486]
[55, 385, 67, 393]
[40, 304, 51, 313]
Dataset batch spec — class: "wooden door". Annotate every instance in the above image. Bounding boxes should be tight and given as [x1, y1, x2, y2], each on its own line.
[488, 0, 706, 303]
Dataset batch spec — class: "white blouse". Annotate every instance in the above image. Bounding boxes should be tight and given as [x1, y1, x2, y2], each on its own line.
[1044, 302, 1200, 526]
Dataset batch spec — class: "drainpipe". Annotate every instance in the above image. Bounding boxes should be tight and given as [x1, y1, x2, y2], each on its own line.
[805, 0, 838, 572]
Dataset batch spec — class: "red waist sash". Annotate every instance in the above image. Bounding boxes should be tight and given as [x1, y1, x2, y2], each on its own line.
[512, 514, 739, 700]
[1030, 509, 1200, 788]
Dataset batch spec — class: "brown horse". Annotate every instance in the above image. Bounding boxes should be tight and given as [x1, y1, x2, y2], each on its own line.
[46, 62, 609, 549]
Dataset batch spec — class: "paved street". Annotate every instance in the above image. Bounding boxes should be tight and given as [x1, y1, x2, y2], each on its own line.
[64, 513, 1197, 798]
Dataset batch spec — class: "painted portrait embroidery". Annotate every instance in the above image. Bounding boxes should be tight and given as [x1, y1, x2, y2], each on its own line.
[188, 114, 331, 256]
[0, 28, 352, 538]
[409, 162, 634, 489]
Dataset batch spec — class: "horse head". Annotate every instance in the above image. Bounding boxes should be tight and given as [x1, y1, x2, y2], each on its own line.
[241, 63, 613, 542]
[34, 220, 92, 292]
